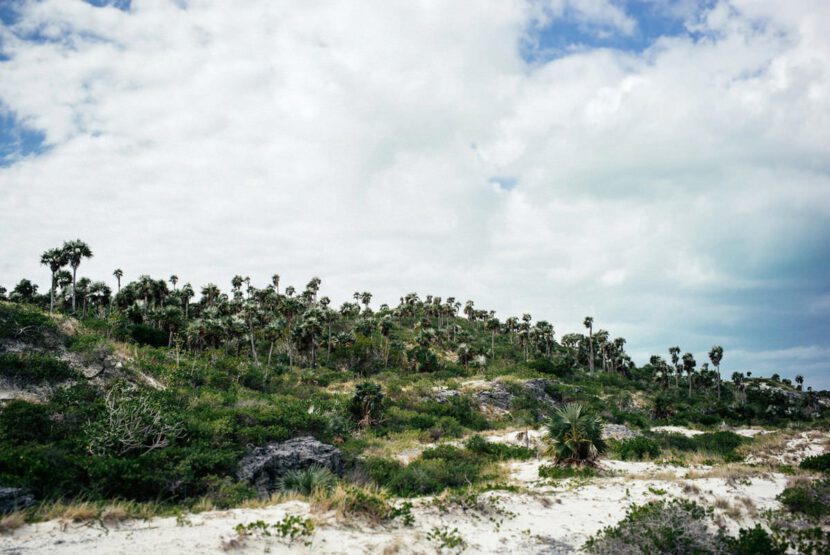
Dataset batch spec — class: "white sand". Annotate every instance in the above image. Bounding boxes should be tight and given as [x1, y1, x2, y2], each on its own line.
[2, 430, 826, 554]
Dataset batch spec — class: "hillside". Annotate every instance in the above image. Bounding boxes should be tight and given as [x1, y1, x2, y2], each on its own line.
[1, 251, 829, 553]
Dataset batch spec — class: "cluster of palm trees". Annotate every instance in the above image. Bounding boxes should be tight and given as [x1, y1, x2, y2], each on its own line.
[15, 240, 642, 377]
[39, 240, 99, 315]
[559, 318, 633, 375]
[649, 345, 725, 398]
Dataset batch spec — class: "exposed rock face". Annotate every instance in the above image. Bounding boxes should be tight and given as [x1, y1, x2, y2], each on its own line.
[474, 379, 560, 412]
[522, 379, 561, 406]
[432, 388, 461, 403]
[237, 436, 343, 497]
[474, 382, 514, 411]
[0, 487, 35, 514]
[602, 424, 640, 440]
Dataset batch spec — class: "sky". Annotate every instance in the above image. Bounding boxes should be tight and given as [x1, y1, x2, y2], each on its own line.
[0, 0, 828, 388]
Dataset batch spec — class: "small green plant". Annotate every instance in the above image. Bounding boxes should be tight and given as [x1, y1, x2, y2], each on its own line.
[428, 526, 465, 552]
[390, 501, 415, 526]
[278, 466, 337, 495]
[233, 515, 314, 545]
[647, 486, 667, 496]
[273, 514, 315, 541]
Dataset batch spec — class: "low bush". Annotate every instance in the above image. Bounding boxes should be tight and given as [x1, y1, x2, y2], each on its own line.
[464, 435, 535, 460]
[651, 432, 697, 452]
[363, 446, 483, 496]
[693, 431, 745, 456]
[584, 499, 716, 554]
[614, 436, 661, 460]
[777, 479, 830, 518]
[718, 524, 787, 555]
[0, 353, 78, 383]
[799, 453, 830, 473]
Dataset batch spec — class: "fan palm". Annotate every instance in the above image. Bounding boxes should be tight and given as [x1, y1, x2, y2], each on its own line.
[40, 247, 68, 315]
[547, 403, 606, 465]
[61, 239, 93, 313]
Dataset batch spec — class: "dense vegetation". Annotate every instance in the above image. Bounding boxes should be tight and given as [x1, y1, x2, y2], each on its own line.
[0, 239, 826, 514]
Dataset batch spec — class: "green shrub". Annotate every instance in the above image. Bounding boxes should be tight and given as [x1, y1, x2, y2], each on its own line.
[651, 432, 698, 452]
[0, 353, 77, 382]
[800, 453, 830, 473]
[129, 324, 168, 347]
[614, 436, 661, 460]
[0, 303, 55, 343]
[364, 447, 483, 497]
[719, 524, 787, 555]
[584, 499, 715, 554]
[777, 479, 830, 518]
[464, 435, 535, 461]
[0, 400, 55, 444]
[693, 431, 744, 456]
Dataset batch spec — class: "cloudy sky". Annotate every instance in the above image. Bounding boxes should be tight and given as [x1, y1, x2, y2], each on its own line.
[1, 0, 828, 387]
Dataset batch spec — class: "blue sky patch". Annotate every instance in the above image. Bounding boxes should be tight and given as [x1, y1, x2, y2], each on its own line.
[490, 176, 518, 191]
[0, 111, 46, 167]
[522, 0, 714, 63]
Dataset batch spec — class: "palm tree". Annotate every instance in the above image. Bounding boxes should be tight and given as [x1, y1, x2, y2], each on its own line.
[682, 352, 696, 398]
[486, 317, 500, 356]
[169, 275, 178, 290]
[181, 283, 194, 318]
[62, 239, 93, 313]
[668, 346, 681, 388]
[708, 345, 724, 399]
[583, 317, 594, 372]
[795, 374, 804, 391]
[40, 247, 68, 315]
[547, 403, 606, 465]
[271, 274, 280, 294]
[113, 268, 123, 292]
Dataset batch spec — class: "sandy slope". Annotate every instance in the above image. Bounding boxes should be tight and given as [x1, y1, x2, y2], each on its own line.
[2, 428, 826, 555]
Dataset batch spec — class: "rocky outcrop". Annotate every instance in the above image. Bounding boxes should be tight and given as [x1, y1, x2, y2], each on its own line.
[432, 388, 461, 403]
[474, 382, 514, 411]
[602, 424, 640, 440]
[237, 436, 343, 497]
[0, 487, 35, 514]
[474, 379, 560, 412]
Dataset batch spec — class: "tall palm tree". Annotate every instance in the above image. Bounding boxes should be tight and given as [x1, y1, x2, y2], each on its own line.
[169, 275, 178, 290]
[113, 268, 123, 292]
[668, 346, 681, 388]
[62, 239, 93, 313]
[181, 283, 194, 318]
[40, 247, 68, 315]
[583, 317, 594, 372]
[708, 345, 724, 399]
[271, 274, 280, 294]
[795, 374, 804, 391]
[682, 352, 696, 398]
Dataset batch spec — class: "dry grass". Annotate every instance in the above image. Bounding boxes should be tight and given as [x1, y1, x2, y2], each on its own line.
[684, 463, 770, 481]
[100, 504, 130, 525]
[0, 513, 26, 535]
[310, 483, 392, 524]
[682, 482, 701, 495]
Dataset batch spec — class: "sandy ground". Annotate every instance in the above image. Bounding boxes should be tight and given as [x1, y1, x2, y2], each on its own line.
[2, 427, 826, 555]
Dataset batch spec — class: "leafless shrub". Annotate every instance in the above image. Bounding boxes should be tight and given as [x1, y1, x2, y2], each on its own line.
[85, 384, 184, 456]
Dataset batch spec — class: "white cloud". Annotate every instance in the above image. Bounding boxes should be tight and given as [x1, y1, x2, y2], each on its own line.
[0, 0, 828, 385]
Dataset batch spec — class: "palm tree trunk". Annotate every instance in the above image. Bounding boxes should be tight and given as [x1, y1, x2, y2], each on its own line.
[491, 330, 495, 356]
[268, 341, 274, 366]
[72, 267, 77, 312]
[49, 273, 55, 315]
